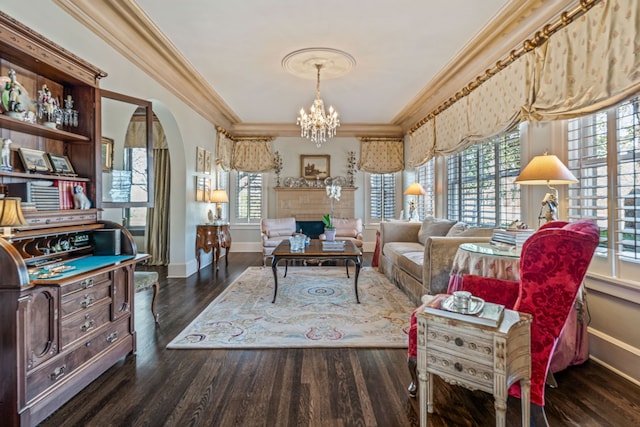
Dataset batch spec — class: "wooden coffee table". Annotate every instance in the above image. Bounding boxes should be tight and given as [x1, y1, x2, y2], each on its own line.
[271, 239, 363, 303]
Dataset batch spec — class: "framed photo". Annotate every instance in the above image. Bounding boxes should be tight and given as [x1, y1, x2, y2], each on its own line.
[18, 147, 51, 172]
[101, 137, 114, 172]
[300, 154, 330, 179]
[47, 153, 76, 175]
[204, 150, 212, 174]
[195, 176, 212, 202]
[196, 146, 206, 173]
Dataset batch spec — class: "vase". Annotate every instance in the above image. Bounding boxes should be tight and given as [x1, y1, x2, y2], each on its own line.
[324, 228, 336, 241]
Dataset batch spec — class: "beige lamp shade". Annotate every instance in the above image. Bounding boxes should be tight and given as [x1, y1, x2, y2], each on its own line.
[404, 182, 426, 195]
[515, 153, 578, 185]
[210, 189, 229, 203]
[0, 197, 28, 227]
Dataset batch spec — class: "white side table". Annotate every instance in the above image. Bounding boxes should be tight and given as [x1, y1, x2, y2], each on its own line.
[417, 307, 532, 427]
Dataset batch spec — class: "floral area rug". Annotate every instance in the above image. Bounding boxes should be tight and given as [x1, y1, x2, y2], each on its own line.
[167, 266, 414, 349]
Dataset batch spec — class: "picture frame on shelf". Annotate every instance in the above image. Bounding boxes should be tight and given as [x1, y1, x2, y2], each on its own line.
[196, 146, 206, 173]
[18, 147, 51, 172]
[300, 154, 330, 179]
[101, 137, 114, 172]
[47, 153, 76, 175]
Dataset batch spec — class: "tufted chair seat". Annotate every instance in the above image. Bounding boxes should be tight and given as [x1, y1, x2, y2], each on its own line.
[261, 217, 298, 266]
[319, 218, 364, 249]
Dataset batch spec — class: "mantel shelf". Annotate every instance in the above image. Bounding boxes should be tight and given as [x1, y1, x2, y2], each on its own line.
[0, 114, 90, 142]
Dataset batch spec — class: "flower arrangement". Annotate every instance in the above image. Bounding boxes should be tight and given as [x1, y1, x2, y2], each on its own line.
[323, 183, 341, 229]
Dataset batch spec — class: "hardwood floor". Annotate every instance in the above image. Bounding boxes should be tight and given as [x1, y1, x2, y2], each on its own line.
[40, 253, 640, 427]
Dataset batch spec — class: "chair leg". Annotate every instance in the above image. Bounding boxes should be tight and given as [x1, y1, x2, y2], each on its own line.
[531, 404, 549, 427]
[408, 357, 417, 398]
[150, 281, 159, 324]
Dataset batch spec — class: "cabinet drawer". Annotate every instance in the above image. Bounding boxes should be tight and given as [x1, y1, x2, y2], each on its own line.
[425, 321, 494, 365]
[425, 350, 494, 393]
[62, 271, 112, 295]
[26, 316, 131, 403]
[61, 281, 111, 318]
[61, 300, 111, 348]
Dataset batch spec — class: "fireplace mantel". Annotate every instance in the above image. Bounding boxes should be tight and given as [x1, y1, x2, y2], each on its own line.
[275, 187, 357, 221]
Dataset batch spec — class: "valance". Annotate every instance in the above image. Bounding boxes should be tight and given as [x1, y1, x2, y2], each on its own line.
[407, 119, 435, 168]
[358, 138, 404, 173]
[231, 139, 275, 172]
[216, 130, 234, 171]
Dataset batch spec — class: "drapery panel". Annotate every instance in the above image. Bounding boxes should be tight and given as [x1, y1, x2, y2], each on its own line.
[231, 139, 275, 172]
[527, 0, 640, 121]
[358, 138, 404, 173]
[407, 118, 435, 168]
[145, 147, 170, 265]
[216, 130, 234, 171]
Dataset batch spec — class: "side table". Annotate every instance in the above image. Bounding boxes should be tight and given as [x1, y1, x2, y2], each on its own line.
[417, 306, 532, 427]
[196, 223, 231, 270]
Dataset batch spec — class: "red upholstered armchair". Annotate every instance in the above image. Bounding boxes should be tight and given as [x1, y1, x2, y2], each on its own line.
[408, 220, 599, 421]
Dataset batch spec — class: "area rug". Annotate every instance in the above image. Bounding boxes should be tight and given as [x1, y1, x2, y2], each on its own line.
[167, 266, 414, 349]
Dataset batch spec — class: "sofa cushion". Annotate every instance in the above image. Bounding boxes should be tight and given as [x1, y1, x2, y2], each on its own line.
[418, 217, 456, 245]
[267, 228, 294, 237]
[382, 242, 424, 265]
[396, 251, 424, 281]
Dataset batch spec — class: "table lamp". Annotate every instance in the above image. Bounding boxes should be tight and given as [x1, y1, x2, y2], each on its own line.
[404, 182, 426, 222]
[210, 189, 229, 222]
[515, 152, 577, 223]
[0, 197, 28, 237]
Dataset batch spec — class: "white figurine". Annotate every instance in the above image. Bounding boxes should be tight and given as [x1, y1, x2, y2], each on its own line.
[72, 185, 91, 209]
[1, 138, 12, 171]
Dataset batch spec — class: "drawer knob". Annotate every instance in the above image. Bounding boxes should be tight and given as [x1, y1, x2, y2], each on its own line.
[49, 365, 66, 381]
[454, 362, 463, 372]
[80, 319, 95, 332]
[429, 332, 436, 339]
[442, 335, 450, 342]
[483, 373, 491, 380]
[454, 337, 463, 346]
[468, 342, 477, 350]
[484, 347, 492, 355]
[107, 331, 119, 343]
[468, 368, 476, 376]
[81, 295, 94, 308]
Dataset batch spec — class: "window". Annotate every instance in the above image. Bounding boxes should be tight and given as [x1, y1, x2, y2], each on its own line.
[446, 129, 521, 227]
[415, 159, 435, 218]
[368, 173, 397, 222]
[234, 171, 263, 223]
[568, 97, 640, 265]
[123, 147, 148, 230]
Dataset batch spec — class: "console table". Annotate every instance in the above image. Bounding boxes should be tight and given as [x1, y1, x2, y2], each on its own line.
[416, 306, 532, 427]
[196, 223, 231, 270]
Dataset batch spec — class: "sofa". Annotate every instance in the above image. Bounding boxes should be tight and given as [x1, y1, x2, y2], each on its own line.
[378, 217, 493, 305]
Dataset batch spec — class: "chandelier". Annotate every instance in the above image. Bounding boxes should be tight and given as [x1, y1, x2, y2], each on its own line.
[297, 64, 340, 147]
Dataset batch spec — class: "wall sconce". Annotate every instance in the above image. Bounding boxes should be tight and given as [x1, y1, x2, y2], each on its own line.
[0, 197, 28, 237]
[210, 189, 229, 222]
[404, 182, 426, 222]
[515, 152, 577, 223]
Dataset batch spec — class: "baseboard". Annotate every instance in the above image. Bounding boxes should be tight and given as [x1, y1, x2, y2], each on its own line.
[588, 327, 640, 386]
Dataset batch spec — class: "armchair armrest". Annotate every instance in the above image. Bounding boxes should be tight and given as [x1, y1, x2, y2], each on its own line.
[379, 222, 421, 247]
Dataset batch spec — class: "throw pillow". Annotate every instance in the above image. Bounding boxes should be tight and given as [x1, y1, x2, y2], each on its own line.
[446, 221, 469, 236]
[418, 217, 456, 245]
[267, 228, 292, 237]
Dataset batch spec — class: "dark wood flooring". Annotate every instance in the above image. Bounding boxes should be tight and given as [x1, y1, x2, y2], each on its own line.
[40, 253, 640, 426]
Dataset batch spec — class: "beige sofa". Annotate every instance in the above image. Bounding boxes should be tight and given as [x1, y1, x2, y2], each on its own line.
[378, 218, 493, 305]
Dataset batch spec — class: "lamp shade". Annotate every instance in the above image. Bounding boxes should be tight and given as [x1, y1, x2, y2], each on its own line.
[210, 189, 229, 204]
[404, 182, 426, 196]
[0, 197, 28, 227]
[515, 153, 578, 185]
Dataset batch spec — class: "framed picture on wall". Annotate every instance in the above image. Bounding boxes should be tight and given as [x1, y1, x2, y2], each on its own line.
[204, 150, 212, 174]
[300, 154, 330, 179]
[196, 146, 206, 173]
[101, 137, 114, 172]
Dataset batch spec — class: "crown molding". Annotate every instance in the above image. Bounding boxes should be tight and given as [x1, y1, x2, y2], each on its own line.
[53, 0, 239, 129]
[393, 0, 578, 131]
[230, 123, 403, 138]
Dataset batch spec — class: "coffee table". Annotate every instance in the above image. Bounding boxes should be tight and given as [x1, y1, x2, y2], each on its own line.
[271, 239, 363, 303]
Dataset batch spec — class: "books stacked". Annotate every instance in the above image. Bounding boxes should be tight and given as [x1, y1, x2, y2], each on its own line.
[322, 240, 346, 251]
[491, 228, 534, 249]
[422, 294, 505, 327]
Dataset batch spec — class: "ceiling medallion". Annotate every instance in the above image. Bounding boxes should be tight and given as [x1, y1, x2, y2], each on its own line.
[283, 48, 355, 147]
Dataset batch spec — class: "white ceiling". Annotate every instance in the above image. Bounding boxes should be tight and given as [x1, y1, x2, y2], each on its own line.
[135, 0, 509, 125]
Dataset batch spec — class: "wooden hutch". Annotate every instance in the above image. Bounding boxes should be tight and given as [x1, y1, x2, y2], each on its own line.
[0, 12, 144, 426]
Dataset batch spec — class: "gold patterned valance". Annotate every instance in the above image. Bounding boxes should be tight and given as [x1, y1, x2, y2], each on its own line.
[407, 119, 435, 168]
[231, 139, 275, 172]
[216, 129, 234, 171]
[357, 138, 404, 173]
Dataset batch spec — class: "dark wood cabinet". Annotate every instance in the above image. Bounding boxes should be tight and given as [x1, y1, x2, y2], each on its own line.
[196, 223, 231, 270]
[0, 12, 145, 427]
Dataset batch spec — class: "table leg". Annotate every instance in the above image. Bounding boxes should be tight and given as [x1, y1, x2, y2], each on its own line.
[214, 245, 220, 270]
[345, 260, 350, 278]
[354, 256, 361, 303]
[225, 242, 230, 267]
[271, 257, 279, 303]
[196, 249, 201, 271]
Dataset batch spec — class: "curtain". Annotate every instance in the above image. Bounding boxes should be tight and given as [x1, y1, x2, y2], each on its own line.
[124, 118, 147, 148]
[358, 138, 404, 173]
[231, 139, 275, 172]
[408, 119, 435, 168]
[145, 121, 170, 265]
[216, 130, 234, 171]
[527, 0, 640, 121]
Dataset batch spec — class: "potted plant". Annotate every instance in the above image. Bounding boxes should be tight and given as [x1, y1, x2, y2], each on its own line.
[322, 214, 336, 241]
